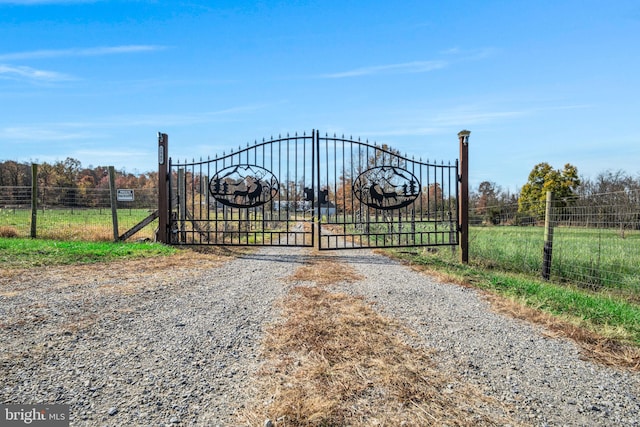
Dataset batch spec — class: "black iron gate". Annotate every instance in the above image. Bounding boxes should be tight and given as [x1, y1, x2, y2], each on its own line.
[158, 130, 468, 251]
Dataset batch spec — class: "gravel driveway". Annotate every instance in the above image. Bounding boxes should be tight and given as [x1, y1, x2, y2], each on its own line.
[1, 246, 639, 426]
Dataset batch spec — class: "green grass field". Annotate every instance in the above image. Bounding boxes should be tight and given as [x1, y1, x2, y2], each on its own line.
[0, 237, 176, 268]
[467, 226, 640, 294]
[2, 207, 638, 295]
[0, 207, 156, 240]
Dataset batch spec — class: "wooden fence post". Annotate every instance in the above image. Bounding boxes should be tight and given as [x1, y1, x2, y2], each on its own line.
[108, 166, 119, 242]
[542, 191, 555, 280]
[30, 163, 38, 238]
[458, 130, 470, 264]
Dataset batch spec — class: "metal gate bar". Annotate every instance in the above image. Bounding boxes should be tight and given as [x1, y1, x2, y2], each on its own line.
[317, 131, 459, 250]
[168, 133, 315, 246]
[159, 130, 465, 252]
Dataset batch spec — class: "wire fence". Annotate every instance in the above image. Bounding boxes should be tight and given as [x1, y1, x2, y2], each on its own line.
[468, 189, 640, 296]
[0, 186, 158, 241]
[2, 183, 639, 296]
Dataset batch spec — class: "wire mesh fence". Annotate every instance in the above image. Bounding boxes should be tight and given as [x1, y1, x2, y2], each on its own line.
[551, 193, 640, 293]
[467, 189, 640, 296]
[2, 182, 639, 296]
[0, 186, 158, 241]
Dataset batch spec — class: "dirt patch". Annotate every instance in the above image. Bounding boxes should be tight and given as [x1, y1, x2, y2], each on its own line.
[0, 247, 242, 297]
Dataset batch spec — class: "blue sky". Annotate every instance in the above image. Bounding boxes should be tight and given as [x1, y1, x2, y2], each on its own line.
[1, 0, 639, 192]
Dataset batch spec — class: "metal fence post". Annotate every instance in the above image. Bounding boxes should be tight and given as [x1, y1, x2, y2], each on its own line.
[157, 133, 169, 243]
[108, 166, 119, 242]
[178, 168, 186, 243]
[542, 191, 555, 280]
[458, 130, 470, 264]
[30, 163, 38, 238]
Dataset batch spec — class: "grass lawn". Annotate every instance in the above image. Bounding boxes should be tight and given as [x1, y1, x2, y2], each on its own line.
[0, 237, 176, 269]
[0, 207, 157, 240]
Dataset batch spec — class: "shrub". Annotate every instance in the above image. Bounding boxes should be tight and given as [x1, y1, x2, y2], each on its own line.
[0, 226, 19, 238]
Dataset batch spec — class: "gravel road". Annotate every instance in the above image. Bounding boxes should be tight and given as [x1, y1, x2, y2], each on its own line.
[333, 249, 640, 427]
[1, 246, 639, 426]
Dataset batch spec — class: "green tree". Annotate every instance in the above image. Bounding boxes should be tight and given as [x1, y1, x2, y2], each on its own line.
[518, 162, 580, 218]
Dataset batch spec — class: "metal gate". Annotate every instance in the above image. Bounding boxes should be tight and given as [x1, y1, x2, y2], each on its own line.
[157, 130, 469, 252]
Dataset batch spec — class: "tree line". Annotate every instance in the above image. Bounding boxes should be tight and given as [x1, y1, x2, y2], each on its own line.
[0, 158, 158, 190]
[0, 158, 158, 208]
[472, 162, 640, 227]
[2, 158, 639, 228]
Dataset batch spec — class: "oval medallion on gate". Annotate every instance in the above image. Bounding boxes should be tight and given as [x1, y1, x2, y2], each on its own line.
[209, 165, 279, 208]
[353, 166, 421, 210]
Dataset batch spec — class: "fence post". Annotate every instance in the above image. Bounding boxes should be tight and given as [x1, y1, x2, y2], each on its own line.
[30, 163, 38, 238]
[458, 130, 470, 264]
[108, 166, 119, 242]
[178, 168, 186, 243]
[542, 191, 555, 280]
[157, 133, 169, 244]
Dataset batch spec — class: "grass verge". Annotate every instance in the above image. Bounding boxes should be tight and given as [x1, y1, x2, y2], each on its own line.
[0, 237, 176, 269]
[386, 249, 640, 370]
[242, 254, 521, 426]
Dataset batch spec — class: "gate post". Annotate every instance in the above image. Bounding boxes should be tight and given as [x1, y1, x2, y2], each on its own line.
[157, 132, 169, 244]
[458, 130, 470, 264]
[30, 163, 38, 238]
[108, 166, 119, 242]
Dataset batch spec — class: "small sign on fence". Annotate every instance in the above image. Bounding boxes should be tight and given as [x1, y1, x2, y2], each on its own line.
[116, 189, 134, 202]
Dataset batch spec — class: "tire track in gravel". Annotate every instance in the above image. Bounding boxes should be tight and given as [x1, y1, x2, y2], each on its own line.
[3, 246, 639, 426]
[1, 247, 306, 426]
[331, 249, 640, 427]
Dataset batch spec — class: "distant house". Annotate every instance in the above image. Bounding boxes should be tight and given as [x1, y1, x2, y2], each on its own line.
[319, 202, 336, 217]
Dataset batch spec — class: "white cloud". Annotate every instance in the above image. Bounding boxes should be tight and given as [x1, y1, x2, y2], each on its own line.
[0, 45, 166, 61]
[0, 0, 98, 4]
[0, 104, 276, 143]
[320, 60, 448, 78]
[0, 64, 74, 81]
[0, 126, 95, 141]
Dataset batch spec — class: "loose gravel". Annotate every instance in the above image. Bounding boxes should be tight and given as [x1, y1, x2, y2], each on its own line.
[1, 248, 303, 426]
[2, 246, 639, 426]
[332, 249, 640, 427]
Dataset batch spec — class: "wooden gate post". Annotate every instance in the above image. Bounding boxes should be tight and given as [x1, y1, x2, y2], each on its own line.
[30, 163, 38, 238]
[108, 166, 119, 242]
[458, 130, 470, 264]
[157, 133, 169, 244]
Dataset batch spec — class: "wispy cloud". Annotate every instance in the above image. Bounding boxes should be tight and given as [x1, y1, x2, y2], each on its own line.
[0, 126, 95, 141]
[320, 60, 448, 79]
[0, 64, 73, 81]
[0, 45, 166, 61]
[0, 104, 277, 142]
[0, 0, 99, 4]
[439, 47, 497, 59]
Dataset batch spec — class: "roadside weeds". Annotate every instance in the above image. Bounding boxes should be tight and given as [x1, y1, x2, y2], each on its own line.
[393, 254, 640, 373]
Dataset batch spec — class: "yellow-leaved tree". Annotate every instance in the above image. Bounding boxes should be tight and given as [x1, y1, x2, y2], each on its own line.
[518, 162, 580, 219]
